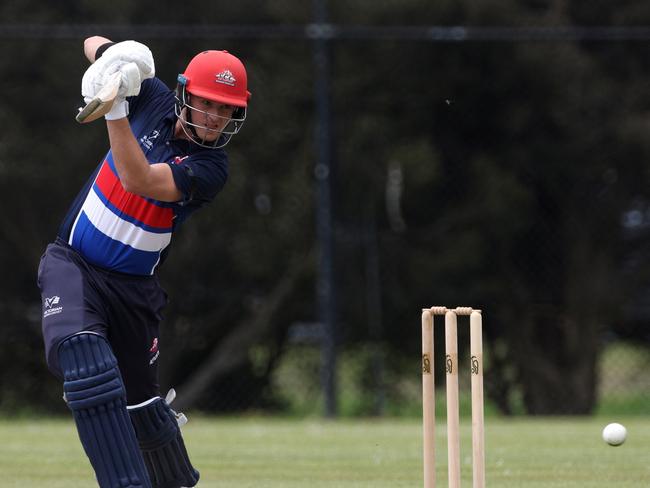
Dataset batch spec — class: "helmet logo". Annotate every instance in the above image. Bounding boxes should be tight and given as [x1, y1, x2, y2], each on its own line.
[215, 70, 236, 87]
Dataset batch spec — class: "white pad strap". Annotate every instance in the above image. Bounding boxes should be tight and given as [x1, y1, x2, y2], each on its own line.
[128, 389, 188, 427]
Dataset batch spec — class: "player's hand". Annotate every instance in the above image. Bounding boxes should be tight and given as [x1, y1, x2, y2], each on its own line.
[100, 40, 155, 82]
[80, 62, 142, 122]
[81, 40, 154, 102]
[103, 64, 141, 120]
[116, 62, 142, 99]
[81, 61, 119, 101]
[104, 62, 143, 119]
[82, 60, 142, 104]
[83, 58, 147, 97]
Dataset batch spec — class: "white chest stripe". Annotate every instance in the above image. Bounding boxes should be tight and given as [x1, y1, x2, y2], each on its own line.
[81, 188, 172, 252]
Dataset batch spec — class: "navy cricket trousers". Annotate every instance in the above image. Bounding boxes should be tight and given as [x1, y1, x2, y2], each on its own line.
[37, 238, 167, 404]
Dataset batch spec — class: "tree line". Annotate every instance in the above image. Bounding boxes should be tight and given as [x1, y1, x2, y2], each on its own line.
[1, 1, 650, 414]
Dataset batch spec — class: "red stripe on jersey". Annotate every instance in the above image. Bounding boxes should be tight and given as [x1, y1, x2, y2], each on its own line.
[94, 161, 173, 229]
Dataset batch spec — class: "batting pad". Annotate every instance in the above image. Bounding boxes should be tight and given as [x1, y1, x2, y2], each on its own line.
[128, 397, 200, 488]
[59, 333, 151, 488]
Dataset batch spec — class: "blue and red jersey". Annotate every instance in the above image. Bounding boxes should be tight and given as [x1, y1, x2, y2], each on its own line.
[58, 77, 228, 275]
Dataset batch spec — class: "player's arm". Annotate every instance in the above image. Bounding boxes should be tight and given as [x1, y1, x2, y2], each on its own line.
[106, 119, 182, 202]
[81, 38, 176, 201]
[84, 36, 113, 63]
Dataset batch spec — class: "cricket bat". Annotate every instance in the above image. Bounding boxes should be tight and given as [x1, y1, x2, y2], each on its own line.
[76, 71, 122, 123]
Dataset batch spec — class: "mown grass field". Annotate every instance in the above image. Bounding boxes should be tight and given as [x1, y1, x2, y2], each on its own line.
[0, 415, 648, 487]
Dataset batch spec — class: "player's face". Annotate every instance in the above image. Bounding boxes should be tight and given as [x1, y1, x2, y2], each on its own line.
[186, 95, 236, 142]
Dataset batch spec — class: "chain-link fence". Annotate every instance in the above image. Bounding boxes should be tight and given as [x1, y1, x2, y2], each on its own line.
[2, 2, 650, 416]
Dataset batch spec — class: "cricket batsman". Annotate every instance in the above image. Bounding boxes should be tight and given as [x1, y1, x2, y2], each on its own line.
[36, 36, 251, 487]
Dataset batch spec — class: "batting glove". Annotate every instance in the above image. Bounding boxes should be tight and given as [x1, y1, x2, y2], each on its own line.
[100, 40, 155, 82]
[104, 98, 128, 120]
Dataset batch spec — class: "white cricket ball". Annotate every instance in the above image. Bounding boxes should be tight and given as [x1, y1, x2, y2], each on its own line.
[602, 422, 627, 446]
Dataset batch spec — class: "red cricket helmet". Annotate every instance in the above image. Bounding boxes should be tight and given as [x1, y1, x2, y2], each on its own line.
[175, 50, 251, 148]
[180, 50, 251, 107]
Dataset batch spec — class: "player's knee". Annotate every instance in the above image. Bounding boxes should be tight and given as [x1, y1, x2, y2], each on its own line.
[129, 397, 199, 488]
[58, 332, 124, 410]
[45, 348, 62, 378]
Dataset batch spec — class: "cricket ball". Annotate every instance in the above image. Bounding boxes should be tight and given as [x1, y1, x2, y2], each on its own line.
[602, 422, 627, 446]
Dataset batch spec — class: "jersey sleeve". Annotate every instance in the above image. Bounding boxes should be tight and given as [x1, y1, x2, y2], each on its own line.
[167, 151, 229, 206]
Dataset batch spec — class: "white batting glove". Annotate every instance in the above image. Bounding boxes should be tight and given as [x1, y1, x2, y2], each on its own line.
[82, 61, 143, 104]
[100, 40, 155, 81]
[116, 62, 142, 98]
[103, 62, 141, 119]
[104, 98, 129, 120]
[81, 40, 154, 102]
[81, 60, 106, 102]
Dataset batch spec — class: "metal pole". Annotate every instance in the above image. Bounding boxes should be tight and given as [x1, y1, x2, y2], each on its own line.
[312, 0, 337, 417]
[365, 201, 385, 415]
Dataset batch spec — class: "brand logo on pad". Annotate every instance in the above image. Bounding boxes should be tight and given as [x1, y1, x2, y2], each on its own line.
[43, 296, 63, 318]
[215, 69, 236, 86]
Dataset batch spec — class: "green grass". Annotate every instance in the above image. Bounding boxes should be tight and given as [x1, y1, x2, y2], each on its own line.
[1, 415, 649, 487]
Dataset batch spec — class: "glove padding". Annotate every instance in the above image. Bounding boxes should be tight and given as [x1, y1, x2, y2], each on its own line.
[81, 40, 155, 103]
[100, 40, 155, 80]
[116, 62, 142, 99]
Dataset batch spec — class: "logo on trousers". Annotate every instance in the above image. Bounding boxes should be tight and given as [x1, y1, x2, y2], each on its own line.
[149, 337, 160, 365]
[43, 296, 63, 318]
